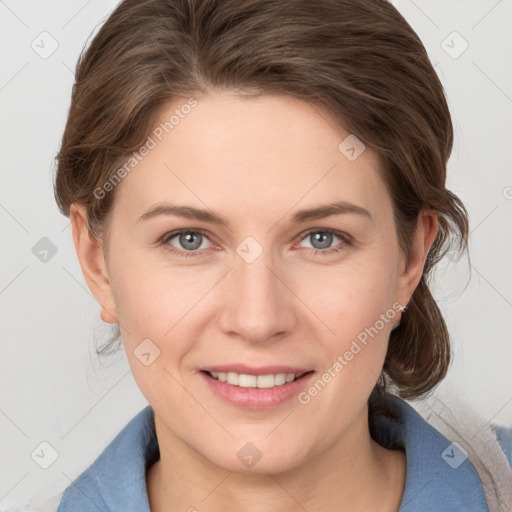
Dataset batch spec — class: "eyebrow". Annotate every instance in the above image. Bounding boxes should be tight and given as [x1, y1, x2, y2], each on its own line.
[137, 201, 372, 225]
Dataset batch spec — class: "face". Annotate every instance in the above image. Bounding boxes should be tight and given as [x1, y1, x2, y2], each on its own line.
[74, 91, 429, 474]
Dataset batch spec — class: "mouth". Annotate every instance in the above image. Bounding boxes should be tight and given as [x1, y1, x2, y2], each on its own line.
[201, 370, 312, 389]
[199, 366, 315, 409]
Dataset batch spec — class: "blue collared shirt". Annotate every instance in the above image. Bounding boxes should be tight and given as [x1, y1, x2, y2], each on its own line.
[56, 398, 512, 511]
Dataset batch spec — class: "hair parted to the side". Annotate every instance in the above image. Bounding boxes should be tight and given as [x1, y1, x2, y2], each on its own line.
[54, 0, 469, 414]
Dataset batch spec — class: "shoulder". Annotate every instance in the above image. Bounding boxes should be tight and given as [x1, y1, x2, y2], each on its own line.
[56, 406, 158, 512]
[384, 395, 512, 512]
[494, 425, 512, 468]
[374, 396, 490, 511]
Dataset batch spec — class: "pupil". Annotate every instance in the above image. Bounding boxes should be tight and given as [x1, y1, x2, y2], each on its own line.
[311, 232, 332, 249]
[177, 231, 332, 251]
[180, 231, 202, 250]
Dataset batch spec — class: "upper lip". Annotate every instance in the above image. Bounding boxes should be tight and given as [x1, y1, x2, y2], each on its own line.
[201, 364, 313, 376]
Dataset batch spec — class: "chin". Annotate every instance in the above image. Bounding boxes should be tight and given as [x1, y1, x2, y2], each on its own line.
[202, 438, 309, 475]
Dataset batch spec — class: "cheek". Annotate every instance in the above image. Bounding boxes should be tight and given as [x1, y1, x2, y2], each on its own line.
[306, 250, 399, 339]
[109, 233, 399, 354]
[108, 242, 212, 337]
[302, 250, 399, 393]
[107, 254, 211, 404]
[108, 224, 399, 392]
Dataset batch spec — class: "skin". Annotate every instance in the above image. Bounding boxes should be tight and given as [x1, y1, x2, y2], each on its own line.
[71, 91, 437, 512]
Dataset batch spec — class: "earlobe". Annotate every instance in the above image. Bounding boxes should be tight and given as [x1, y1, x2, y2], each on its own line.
[69, 204, 118, 324]
[396, 210, 438, 307]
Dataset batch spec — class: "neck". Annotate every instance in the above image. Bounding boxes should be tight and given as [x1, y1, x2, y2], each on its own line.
[147, 408, 405, 512]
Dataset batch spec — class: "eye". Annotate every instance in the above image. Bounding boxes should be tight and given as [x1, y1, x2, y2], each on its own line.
[160, 229, 214, 257]
[297, 229, 352, 255]
[159, 228, 352, 259]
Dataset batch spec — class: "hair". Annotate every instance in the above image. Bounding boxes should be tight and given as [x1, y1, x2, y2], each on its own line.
[54, 0, 469, 415]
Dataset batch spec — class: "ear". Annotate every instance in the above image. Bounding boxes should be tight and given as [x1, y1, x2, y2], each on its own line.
[396, 209, 438, 307]
[69, 204, 118, 324]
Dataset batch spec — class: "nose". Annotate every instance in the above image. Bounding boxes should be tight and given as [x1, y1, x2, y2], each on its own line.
[217, 249, 299, 345]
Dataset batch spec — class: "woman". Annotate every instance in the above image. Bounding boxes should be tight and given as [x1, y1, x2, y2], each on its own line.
[53, 0, 512, 510]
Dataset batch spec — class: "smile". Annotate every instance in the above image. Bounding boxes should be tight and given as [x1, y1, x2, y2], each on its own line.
[199, 368, 315, 409]
[204, 370, 307, 388]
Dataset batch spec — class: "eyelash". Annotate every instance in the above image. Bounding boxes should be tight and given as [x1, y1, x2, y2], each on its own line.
[159, 228, 353, 258]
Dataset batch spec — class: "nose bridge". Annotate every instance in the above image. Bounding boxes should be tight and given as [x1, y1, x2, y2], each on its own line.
[219, 241, 297, 342]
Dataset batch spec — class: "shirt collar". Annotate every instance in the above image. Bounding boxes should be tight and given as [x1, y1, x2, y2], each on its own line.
[375, 396, 488, 511]
[63, 397, 488, 511]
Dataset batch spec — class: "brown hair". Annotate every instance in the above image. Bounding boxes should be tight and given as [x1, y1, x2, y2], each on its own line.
[54, 0, 469, 408]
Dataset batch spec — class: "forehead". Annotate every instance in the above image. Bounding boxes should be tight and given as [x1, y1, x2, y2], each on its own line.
[113, 91, 390, 225]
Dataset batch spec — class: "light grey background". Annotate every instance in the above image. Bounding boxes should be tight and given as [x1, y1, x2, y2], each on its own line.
[1, 0, 511, 508]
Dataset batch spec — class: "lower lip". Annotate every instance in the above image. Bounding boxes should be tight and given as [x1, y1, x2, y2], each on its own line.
[199, 371, 315, 409]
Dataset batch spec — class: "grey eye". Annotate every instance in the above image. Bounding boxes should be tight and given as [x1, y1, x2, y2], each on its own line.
[309, 231, 333, 249]
[178, 231, 203, 250]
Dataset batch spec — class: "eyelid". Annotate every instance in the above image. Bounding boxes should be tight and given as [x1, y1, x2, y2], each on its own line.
[293, 227, 354, 247]
[160, 227, 352, 259]
[160, 228, 216, 248]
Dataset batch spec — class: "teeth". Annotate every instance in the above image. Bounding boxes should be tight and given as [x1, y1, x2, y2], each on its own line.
[227, 372, 238, 385]
[239, 374, 257, 387]
[274, 373, 286, 385]
[256, 374, 275, 388]
[208, 371, 301, 388]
